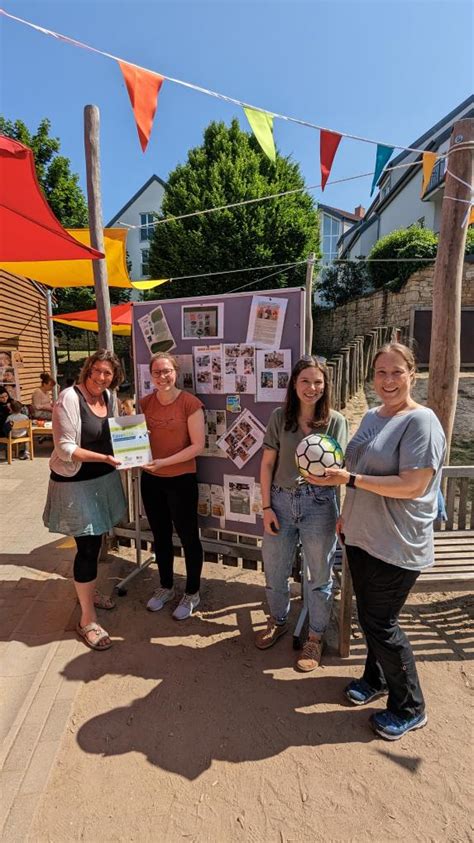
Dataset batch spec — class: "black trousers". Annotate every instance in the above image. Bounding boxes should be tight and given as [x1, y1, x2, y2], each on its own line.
[141, 471, 203, 595]
[346, 545, 425, 719]
[74, 535, 103, 583]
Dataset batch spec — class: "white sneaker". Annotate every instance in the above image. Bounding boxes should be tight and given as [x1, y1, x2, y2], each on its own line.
[172, 592, 200, 620]
[146, 586, 175, 612]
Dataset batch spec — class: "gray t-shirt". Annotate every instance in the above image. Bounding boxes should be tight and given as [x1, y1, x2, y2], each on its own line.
[263, 407, 349, 489]
[342, 406, 446, 570]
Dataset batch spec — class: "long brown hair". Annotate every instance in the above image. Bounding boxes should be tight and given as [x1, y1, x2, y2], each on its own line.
[283, 356, 332, 431]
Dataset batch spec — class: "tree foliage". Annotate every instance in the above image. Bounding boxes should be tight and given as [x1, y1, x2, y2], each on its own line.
[319, 259, 372, 307]
[147, 119, 319, 299]
[367, 226, 438, 291]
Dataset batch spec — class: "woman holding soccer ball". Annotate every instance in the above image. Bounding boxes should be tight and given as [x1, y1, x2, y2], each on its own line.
[255, 356, 348, 671]
[309, 342, 446, 741]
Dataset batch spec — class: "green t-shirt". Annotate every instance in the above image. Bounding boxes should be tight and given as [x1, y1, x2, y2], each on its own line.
[263, 407, 349, 489]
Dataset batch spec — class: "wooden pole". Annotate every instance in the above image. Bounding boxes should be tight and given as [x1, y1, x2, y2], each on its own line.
[305, 252, 315, 354]
[84, 105, 113, 353]
[427, 118, 473, 461]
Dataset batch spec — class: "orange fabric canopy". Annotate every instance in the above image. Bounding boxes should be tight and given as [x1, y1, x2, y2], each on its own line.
[0, 135, 104, 262]
[53, 302, 132, 336]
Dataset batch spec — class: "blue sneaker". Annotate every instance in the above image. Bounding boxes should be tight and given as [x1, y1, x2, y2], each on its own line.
[344, 679, 388, 706]
[370, 710, 428, 741]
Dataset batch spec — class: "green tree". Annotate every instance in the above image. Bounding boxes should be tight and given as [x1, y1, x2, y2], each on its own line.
[147, 119, 319, 299]
[319, 259, 372, 307]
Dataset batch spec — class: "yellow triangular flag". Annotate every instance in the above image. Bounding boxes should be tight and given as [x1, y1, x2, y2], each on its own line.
[243, 107, 276, 162]
[421, 151, 437, 196]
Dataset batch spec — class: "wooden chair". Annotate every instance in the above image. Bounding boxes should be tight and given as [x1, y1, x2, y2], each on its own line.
[0, 419, 35, 464]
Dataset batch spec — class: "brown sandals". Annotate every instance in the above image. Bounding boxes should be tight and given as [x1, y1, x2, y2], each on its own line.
[93, 590, 116, 610]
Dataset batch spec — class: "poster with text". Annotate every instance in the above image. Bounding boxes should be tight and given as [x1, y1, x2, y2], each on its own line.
[137, 305, 176, 355]
[137, 363, 154, 401]
[203, 409, 227, 458]
[174, 354, 195, 392]
[182, 303, 224, 340]
[222, 344, 256, 394]
[198, 483, 211, 517]
[210, 484, 225, 518]
[246, 295, 288, 349]
[256, 349, 292, 402]
[193, 345, 223, 394]
[224, 475, 255, 524]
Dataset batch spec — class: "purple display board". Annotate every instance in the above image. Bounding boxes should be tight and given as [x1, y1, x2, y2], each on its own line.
[132, 288, 305, 537]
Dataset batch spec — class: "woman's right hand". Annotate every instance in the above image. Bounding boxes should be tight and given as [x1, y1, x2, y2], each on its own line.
[263, 508, 280, 535]
[105, 454, 121, 468]
[336, 516, 345, 545]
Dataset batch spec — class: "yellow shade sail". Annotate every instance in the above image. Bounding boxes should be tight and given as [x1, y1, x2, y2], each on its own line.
[1, 228, 168, 290]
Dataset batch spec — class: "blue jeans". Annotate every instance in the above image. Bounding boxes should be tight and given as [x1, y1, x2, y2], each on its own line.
[262, 484, 338, 635]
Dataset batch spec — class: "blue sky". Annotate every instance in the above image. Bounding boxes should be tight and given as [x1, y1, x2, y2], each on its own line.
[1, 0, 472, 223]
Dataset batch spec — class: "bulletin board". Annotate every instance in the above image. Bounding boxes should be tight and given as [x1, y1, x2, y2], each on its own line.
[132, 287, 305, 539]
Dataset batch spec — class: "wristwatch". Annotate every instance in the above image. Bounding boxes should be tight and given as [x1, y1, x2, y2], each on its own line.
[346, 473, 357, 489]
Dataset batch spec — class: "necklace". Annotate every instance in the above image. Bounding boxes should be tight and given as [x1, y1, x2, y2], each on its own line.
[81, 384, 104, 406]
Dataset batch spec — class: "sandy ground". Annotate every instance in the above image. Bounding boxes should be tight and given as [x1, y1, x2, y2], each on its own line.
[22, 379, 474, 841]
[28, 553, 473, 843]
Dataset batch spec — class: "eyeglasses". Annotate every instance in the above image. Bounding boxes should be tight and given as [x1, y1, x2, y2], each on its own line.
[151, 368, 174, 378]
[91, 367, 114, 378]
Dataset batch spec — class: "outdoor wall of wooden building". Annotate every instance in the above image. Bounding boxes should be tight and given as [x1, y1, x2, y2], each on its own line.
[0, 270, 52, 402]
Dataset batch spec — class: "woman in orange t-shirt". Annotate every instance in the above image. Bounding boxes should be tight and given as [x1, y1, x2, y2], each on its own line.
[140, 353, 205, 620]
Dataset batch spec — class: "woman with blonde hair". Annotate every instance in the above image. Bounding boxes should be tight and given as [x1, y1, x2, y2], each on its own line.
[310, 343, 446, 741]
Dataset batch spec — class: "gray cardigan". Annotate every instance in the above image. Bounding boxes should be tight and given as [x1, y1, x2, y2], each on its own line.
[49, 387, 110, 478]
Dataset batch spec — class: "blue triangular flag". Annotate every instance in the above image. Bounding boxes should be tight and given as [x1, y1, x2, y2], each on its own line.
[370, 145, 394, 195]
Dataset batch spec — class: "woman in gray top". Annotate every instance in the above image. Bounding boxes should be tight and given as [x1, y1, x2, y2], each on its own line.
[310, 342, 446, 741]
[255, 356, 348, 671]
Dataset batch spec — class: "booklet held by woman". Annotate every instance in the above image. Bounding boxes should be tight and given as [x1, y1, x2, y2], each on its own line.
[108, 414, 152, 469]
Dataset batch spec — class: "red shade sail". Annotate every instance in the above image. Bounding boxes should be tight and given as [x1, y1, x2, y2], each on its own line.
[53, 302, 132, 335]
[0, 135, 104, 262]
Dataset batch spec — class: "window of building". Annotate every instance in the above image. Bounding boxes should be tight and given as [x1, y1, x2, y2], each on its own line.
[141, 249, 150, 277]
[380, 175, 392, 200]
[321, 214, 341, 263]
[140, 213, 155, 242]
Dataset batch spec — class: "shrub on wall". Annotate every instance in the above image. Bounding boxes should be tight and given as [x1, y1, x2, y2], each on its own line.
[318, 258, 372, 307]
[367, 226, 438, 292]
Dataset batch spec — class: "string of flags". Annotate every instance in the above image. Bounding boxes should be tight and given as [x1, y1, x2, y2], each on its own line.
[2, 6, 464, 200]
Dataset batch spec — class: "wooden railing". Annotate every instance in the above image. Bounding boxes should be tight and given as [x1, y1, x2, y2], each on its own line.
[325, 325, 401, 410]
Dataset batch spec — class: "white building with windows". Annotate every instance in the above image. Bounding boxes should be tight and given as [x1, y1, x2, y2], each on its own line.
[339, 95, 474, 260]
[107, 174, 167, 280]
[319, 203, 365, 264]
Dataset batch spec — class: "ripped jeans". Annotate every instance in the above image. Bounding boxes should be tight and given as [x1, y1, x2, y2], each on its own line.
[262, 483, 338, 635]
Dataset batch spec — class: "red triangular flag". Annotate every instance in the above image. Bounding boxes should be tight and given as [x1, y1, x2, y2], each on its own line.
[320, 130, 342, 190]
[119, 61, 164, 152]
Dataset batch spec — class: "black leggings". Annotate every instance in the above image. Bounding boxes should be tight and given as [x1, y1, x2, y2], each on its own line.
[140, 471, 203, 594]
[73, 535, 103, 583]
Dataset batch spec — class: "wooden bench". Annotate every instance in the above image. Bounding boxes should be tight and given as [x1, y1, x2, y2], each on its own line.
[337, 466, 474, 657]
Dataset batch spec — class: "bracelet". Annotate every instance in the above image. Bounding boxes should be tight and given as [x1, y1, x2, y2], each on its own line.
[262, 505, 272, 510]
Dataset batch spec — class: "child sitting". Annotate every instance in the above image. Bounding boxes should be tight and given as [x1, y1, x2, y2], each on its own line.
[5, 400, 30, 459]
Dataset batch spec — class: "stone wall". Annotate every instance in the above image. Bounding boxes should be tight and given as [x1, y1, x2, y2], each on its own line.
[314, 262, 474, 356]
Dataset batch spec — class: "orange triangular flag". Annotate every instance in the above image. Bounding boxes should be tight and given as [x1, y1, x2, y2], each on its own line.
[421, 151, 437, 197]
[320, 130, 342, 191]
[119, 61, 164, 152]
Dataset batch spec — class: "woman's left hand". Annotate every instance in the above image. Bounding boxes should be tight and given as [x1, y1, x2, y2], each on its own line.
[143, 459, 164, 474]
[306, 467, 350, 486]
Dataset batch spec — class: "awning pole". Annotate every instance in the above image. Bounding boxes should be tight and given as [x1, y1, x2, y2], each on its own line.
[46, 289, 59, 398]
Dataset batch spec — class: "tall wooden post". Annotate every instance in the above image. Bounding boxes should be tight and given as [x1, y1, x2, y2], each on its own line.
[84, 105, 113, 353]
[305, 252, 315, 354]
[427, 118, 473, 461]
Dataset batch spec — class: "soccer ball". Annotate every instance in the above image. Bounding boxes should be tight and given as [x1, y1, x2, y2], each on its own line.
[295, 433, 344, 478]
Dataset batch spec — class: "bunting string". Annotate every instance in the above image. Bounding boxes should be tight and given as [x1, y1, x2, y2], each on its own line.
[122, 157, 448, 231]
[0, 7, 461, 158]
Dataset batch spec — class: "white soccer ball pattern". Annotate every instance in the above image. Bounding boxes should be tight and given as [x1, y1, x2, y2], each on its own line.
[295, 434, 344, 478]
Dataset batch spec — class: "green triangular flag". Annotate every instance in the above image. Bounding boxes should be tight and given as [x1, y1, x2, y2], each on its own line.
[244, 107, 276, 162]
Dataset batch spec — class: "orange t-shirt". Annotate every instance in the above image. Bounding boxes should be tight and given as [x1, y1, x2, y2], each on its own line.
[140, 390, 204, 477]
